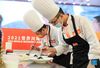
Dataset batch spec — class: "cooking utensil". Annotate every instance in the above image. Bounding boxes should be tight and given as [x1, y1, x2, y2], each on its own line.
[26, 45, 34, 56]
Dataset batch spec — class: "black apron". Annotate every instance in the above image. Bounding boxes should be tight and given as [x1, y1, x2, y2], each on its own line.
[48, 26, 71, 68]
[63, 15, 90, 68]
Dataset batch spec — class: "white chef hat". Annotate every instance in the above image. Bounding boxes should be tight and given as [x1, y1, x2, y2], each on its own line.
[23, 9, 44, 32]
[32, 0, 60, 20]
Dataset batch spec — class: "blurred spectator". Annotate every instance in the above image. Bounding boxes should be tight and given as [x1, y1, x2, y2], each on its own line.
[92, 15, 100, 42]
[0, 15, 3, 27]
[0, 14, 3, 64]
[0, 14, 3, 51]
[92, 15, 100, 32]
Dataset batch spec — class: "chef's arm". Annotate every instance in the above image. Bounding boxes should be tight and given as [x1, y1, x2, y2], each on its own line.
[54, 28, 69, 56]
[54, 45, 69, 56]
[42, 45, 69, 57]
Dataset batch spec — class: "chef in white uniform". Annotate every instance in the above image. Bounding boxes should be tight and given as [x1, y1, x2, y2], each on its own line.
[32, 0, 100, 68]
[23, 9, 71, 67]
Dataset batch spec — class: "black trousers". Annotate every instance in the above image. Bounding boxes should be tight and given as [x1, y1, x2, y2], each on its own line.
[95, 59, 100, 68]
[53, 52, 71, 68]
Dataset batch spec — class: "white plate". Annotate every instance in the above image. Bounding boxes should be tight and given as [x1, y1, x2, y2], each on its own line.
[30, 56, 53, 64]
[19, 54, 30, 60]
[19, 54, 53, 64]
[19, 54, 37, 61]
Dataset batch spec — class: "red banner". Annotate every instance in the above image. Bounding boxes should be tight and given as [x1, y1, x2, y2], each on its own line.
[2, 28, 41, 50]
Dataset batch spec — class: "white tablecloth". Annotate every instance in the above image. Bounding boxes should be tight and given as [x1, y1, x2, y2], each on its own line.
[2, 50, 65, 68]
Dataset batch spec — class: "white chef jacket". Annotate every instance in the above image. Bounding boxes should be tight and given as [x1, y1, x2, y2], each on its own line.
[40, 24, 69, 55]
[55, 15, 100, 59]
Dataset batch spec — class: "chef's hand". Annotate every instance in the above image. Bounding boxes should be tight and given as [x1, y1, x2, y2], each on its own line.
[31, 46, 40, 51]
[42, 46, 57, 57]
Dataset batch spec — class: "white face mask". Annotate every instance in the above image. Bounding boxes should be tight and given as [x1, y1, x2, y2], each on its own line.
[55, 19, 63, 28]
[55, 23, 62, 28]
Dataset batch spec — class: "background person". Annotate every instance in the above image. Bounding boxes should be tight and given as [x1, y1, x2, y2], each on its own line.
[92, 16, 100, 42]
[32, 0, 100, 68]
[92, 15, 100, 32]
[0, 14, 5, 68]
[0, 14, 3, 63]
[0, 14, 3, 53]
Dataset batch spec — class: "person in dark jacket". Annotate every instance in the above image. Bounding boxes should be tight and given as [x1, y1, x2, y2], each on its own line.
[0, 14, 3, 55]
